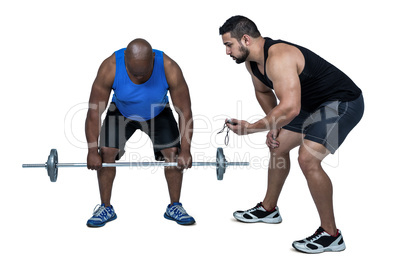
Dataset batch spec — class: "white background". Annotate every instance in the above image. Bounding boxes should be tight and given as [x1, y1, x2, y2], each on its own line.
[1, 0, 401, 267]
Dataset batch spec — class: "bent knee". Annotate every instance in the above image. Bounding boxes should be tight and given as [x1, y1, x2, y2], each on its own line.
[161, 147, 179, 162]
[100, 147, 119, 162]
[269, 145, 290, 156]
[298, 152, 321, 174]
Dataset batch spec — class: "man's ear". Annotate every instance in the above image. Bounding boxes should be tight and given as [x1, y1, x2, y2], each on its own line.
[242, 34, 252, 46]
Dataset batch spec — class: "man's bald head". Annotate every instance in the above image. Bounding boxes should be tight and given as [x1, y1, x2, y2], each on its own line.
[126, 38, 153, 61]
[125, 38, 155, 83]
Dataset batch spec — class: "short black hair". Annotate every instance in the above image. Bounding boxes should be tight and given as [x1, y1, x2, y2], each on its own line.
[219, 15, 261, 41]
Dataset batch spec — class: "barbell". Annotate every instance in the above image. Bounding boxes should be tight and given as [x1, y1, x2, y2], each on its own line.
[22, 148, 249, 182]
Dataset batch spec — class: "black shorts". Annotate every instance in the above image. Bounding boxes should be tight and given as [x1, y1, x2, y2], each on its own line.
[282, 94, 364, 154]
[99, 102, 181, 161]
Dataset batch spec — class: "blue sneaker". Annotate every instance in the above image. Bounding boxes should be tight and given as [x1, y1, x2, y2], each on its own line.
[86, 204, 117, 227]
[164, 202, 195, 225]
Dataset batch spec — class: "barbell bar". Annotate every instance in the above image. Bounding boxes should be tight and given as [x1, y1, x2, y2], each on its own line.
[22, 148, 249, 182]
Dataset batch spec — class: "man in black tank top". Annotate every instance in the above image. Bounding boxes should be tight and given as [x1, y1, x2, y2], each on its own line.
[219, 16, 364, 253]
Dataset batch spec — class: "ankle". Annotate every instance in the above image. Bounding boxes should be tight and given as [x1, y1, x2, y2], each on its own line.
[261, 202, 276, 212]
[322, 226, 338, 237]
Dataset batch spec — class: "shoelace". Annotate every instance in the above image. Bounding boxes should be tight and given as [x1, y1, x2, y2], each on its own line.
[171, 205, 188, 217]
[92, 204, 102, 215]
[306, 229, 325, 241]
[92, 204, 107, 217]
[245, 203, 263, 213]
[217, 122, 230, 146]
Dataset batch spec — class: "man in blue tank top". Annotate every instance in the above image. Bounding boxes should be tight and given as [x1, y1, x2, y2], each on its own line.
[85, 39, 195, 227]
[219, 16, 364, 253]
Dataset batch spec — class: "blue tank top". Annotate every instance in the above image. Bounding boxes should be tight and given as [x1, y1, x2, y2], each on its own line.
[111, 48, 169, 121]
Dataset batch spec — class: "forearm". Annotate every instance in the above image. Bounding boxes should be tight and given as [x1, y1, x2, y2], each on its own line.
[248, 105, 298, 133]
[178, 111, 193, 152]
[85, 109, 101, 151]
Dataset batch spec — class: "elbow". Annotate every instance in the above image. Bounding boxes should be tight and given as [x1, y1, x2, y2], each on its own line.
[287, 101, 301, 119]
[289, 107, 300, 119]
[281, 106, 300, 124]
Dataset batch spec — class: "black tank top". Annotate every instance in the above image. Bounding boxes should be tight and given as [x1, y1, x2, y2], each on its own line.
[250, 38, 362, 112]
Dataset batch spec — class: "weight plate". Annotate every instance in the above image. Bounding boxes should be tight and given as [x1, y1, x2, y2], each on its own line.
[47, 149, 58, 182]
[216, 147, 226, 180]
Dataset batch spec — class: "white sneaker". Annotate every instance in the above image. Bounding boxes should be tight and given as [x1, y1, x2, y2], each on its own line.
[292, 227, 346, 253]
[233, 202, 282, 223]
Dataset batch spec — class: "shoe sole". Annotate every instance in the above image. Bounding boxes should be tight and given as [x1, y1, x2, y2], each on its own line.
[233, 213, 282, 224]
[87, 214, 117, 228]
[164, 213, 195, 225]
[292, 243, 346, 254]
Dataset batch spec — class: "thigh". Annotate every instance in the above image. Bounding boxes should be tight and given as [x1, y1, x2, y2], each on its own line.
[99, 147, 120, 162]
[99, 103, 140, 160]
[271, 128, 304, 154]
[143, 105, 181, 160]
[304, 94, 364, 154]
[160, 147, 179, 162]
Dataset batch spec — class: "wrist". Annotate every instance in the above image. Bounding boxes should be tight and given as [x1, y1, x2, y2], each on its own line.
[180, 146, 191, 153]
[249, 119, 269, 133]
[88, 146, 99, 153]
[180, 141, 191, 152]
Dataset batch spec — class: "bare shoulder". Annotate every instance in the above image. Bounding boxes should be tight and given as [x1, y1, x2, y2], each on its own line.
[162, 53, 185, 87]
[267, 43, 304, 75]
[163, 53, 181, 72]
[99, 53, 116, 75]
[94, 53, 116, 88]
[269, 42, 302, 56]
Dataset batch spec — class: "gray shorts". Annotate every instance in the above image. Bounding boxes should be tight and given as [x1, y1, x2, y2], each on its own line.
[282, 94, 364, 154]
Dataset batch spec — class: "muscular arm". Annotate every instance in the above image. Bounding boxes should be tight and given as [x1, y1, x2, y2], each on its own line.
[85, 54, 115, 152]
[163, 53, 193, 155]
[230, 45, 302, 134]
